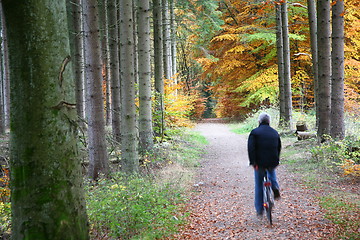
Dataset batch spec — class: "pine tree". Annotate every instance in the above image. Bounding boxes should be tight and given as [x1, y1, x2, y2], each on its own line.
[2, 1, 89, 238]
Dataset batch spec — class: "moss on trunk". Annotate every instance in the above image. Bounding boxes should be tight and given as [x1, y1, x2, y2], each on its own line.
[2, 1, 89, 239]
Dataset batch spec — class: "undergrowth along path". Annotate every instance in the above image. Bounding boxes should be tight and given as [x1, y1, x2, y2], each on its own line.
[178, 122, 336, 239]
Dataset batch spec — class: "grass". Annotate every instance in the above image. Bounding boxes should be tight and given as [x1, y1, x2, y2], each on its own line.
[86, 128, 206, 239]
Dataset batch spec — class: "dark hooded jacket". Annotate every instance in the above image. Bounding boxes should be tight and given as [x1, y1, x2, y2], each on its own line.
[247, 123, 281, 168]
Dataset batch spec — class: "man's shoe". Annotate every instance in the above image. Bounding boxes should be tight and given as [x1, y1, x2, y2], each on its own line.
[273, 189, 281, 199]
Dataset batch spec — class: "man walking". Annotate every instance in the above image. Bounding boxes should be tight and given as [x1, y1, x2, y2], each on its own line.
[247, 112, 281, 217]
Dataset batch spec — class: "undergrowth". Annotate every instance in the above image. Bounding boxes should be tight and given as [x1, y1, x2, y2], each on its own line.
[86, 128, 206, 239]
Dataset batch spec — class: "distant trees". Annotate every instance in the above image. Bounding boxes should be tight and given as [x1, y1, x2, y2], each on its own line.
[2, 0, 89, 238]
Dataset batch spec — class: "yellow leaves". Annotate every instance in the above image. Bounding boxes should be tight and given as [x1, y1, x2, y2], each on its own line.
[211, 34, 239, 43]
[340, 159, 360, 177]
[226, 45, 246, 54]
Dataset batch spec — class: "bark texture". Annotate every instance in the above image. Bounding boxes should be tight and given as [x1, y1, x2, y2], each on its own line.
[330, 0, 345, 139]
[83, 0, 109, 179]
[280, 0, 293, 129]
[307, 0, 318, 126]
[275, 2, 285, 128]
[317, 0, 331, 140]
[137, 0, 154, 151]
[120, 0, 139, 173]
[107, 0, 121, 142]
[2, 1, 89, 239]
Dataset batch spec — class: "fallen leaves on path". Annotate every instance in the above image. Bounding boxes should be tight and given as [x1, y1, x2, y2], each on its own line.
[171, 123, 338, 239]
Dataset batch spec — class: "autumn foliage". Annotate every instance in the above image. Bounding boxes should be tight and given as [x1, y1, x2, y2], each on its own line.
[185, 0, 360, 118]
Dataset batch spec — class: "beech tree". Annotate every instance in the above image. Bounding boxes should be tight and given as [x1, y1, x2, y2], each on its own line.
[330, 0, 345, 139]
[317, 0, 331, 140]
[120, 0, 139, 173]
[83, 0, 109, 179]
[2, 1, 89, 238]
[137, 0, 154, 151]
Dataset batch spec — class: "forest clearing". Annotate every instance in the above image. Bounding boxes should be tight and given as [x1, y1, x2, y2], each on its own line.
[0, 0, 360, 239]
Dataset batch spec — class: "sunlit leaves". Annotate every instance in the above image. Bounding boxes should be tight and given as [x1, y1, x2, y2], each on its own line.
[235, 65, 279, 107]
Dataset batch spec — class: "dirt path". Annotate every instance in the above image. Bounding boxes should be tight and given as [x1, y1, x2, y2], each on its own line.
[178, 122, 336, 239]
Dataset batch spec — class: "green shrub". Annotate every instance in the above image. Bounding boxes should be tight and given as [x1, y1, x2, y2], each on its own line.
[86, 174, 187, 239]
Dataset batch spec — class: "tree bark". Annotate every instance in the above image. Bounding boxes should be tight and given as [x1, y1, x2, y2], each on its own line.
[330, 0, 345, 139]
[162, 0, 172, 80]
[137, 0, 154, 151]
[2, 1, 89, 238]
[68, 0, 86, 121]
[170, 0, 177, 79]
[275, 1, 285, 128]
[307, 0, 318, 127]
[83, 0, 109, 179]
[107, 0, 121, 142]
[0, 4, 10, 130]
[153, 0, 165, 138]
[281, 0, 293, 129]
[316, 0, 331, 141]
[120, 0, 139, 173]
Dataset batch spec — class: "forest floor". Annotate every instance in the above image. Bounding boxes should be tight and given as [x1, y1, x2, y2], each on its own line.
[173, 121, 359, 239]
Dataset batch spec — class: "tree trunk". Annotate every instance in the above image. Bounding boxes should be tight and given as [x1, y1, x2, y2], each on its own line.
[83, 0, 109, 179]
[2, 1, 89, 239]
[170, 0, 177, 79]
[153, 0, 165, 138]
[281, 0, 293, 129]
[162, 0, 172, 80]
[120, 0, 139, 173]
[317, 0, 331, 141]
[330, 0, 345, 139]
[0, 48, 4, 134]
[137, 0, 154, 151]
[0, 4, 10, 130]
[98, 0, 111, 126]
[107, 0, 121, 142]
[68, 0, 86, 121]
[275, 1, 285, 128]
[307, 0, 318, 127]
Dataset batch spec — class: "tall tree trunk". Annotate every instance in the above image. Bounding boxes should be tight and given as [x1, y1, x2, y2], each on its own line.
[317, 0, 331, 141]
[275, 1, 285, 127]
[170, 0, 177, 79]
[162, 0, 172, 80]
[99, 0, 111, 126]
[307, 0, 318, 127]
[83, 0, 109, 179]
[0, 4, 10, 130]
[120, 0, 139, 173]
[330, 0, 345, 139]
[2, 1, 89, 238]
[153, 0, 165, 138]
[281, 0, 292, 129]
[68, 0, 86, 121]
[107, 0, 121, 142]
[137, 0, 154, 152]
[0, 47, 4, 134]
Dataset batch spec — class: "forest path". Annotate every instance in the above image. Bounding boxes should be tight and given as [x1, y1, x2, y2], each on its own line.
[178, 121, 336, 239]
